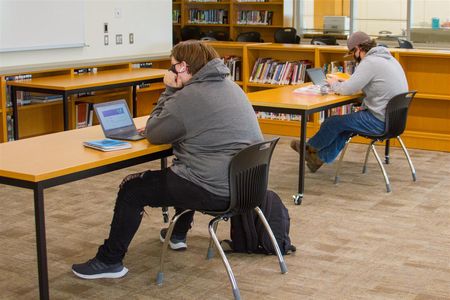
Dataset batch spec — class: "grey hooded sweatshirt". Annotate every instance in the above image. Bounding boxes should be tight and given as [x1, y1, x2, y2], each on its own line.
[145, 58, 263, 197]
[330, 46, 408, 121]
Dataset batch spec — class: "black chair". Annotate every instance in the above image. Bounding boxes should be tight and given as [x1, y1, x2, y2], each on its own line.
[236, 31, 263, 42]
[156, 138, 287, 300]
[200, 36, 217, 41]
[310, 35, 338, 45]
[274, 27, 300, 44]
[334, 91, 417, 192]
[205, 30, 229, 41]
[398, 38, 413, 49]
[181, 25, 203, 41]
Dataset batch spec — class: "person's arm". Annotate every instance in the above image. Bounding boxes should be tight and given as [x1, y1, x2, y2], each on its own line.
[327, 61, 374, 95]
[144, 90, 186, 145]
[143, 71, 187, 144]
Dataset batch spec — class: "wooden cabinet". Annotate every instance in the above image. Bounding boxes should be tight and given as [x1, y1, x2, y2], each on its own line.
[173, 0, 286, 43]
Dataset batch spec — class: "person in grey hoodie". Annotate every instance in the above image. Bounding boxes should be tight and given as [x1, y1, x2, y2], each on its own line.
[72, 41, 263, 279]
[290, 31, 408, 172]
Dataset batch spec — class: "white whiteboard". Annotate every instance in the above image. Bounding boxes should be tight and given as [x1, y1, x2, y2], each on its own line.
[0, 0, 85, 52]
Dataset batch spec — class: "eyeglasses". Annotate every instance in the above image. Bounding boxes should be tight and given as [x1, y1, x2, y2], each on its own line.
[168, 62, 181, 74]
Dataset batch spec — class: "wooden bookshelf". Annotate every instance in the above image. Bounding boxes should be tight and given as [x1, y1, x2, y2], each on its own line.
[173, 0, 286, 43]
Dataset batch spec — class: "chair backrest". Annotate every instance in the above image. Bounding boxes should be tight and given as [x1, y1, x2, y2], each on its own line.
[205, 30, 229, 41]
[228, 138, 279, 215]
[398, 38, 413, 49]
[311, 35, 338, 45]
[200, 36, 217, 41]
[236, 31, 262, 42]
[274, 27, 300, 44]
[181, 26, 202, 41]
[384, 91, 416, 138]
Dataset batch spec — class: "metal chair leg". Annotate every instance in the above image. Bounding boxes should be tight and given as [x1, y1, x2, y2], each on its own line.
[208, 216, 241, 300]
[206, 221, 219, 260]
[156, 209, 192, 285]
[254, 207, 288, 274]
[371, 144, 391, 192]
[397, 136, 417, 181]
[334, 137, 352, 184]
[362, 142, 372, 174]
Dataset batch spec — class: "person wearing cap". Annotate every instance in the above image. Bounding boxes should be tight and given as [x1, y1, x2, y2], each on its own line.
[290, 31, 408, 172]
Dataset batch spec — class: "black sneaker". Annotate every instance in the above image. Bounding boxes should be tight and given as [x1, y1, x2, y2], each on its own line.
[159, 228, 187, 251]
[72, 257, 128, 279]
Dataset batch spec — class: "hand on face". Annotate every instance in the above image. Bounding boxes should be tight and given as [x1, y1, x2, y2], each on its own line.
[164, 70, 183, 88]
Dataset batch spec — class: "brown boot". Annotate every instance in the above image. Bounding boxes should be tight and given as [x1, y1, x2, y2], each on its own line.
[290, 140, 301, 153]
[305, 150, 324, 173]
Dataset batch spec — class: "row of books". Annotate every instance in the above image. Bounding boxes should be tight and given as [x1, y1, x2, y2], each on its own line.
[249, 58, 313, 85]
[173, 10, 181, 23]
[319, 104, 354, 123]
[75, 102, 94, 129]
[236, 10, 273, 25]
[131, 62, 153, 69]
[74, 68, 97, 74]
[323, 60, 355, 75]
[6, 115, 14, 141]
[187, 9, 228, 24]
[255, 111, 314, 122]
[221, 56, 242, 82]
[188, 0, 224, 2]
[237, 0, 268, 2]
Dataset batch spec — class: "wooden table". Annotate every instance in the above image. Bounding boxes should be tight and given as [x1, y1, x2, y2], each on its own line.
[7, 68, 166, 140]
[0, 117, 172, 299]
[247, 84, 362, 204]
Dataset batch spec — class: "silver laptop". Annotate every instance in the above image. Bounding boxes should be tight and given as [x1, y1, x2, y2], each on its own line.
[306, 68, 329, 87]
[93, 99, 144, 141]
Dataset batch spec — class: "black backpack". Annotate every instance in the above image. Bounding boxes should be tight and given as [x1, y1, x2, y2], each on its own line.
[228, 190, 296, 255]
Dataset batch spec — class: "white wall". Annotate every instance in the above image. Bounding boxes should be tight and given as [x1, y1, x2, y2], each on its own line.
[0, 0, 172, 69]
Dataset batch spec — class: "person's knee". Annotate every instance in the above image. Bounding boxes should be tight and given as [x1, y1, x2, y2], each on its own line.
[117, 177, 145, 207]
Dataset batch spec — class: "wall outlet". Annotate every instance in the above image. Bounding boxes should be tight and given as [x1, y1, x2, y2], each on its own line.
[129, 33, 134, 44]
[104, 22, 108, 33]
[104, 35, 109, 46]
[116, 34, 123, 45]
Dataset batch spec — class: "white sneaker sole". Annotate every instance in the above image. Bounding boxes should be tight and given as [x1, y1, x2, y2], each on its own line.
[159, 234, 187, 250]
[72, 267, 128, 280]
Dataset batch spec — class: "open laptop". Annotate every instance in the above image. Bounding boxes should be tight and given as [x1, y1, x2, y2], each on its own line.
[93, 99, 144, 141]
[306, 68, 329, 87]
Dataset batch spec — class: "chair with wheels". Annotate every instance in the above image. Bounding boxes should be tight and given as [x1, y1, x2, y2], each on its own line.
[310, 35, 338, 45]
[236, 31, 263, 42]
[398, 38, 413, 49]
[156, 138, 287, 300]
[205, 30, 229, 41]
[274, 27, 301, 44]
[334, 91, 417, 192]
[181, 25, 203, 41]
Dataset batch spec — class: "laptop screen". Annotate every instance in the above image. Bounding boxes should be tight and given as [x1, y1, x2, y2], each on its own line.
[95, 100, 134, 131]
[306, 68, 328, 86]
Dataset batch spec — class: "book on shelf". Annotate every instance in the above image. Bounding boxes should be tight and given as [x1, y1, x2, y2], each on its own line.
[30, 93, 63, 103]
[188, 9, 228, 24]
[221, 55, 242, 81]
[83, 139, 132, 152]
[131, 62, 153, 69]
[237, 10, 273, 25]
[76, 102, 94, 129]
[323, 61, 355, 76]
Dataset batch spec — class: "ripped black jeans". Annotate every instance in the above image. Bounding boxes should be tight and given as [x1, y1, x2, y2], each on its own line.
[96, 168, 230, 264]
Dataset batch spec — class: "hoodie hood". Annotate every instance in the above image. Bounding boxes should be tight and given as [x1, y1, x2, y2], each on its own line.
[366, 46, 393, 60]
[185, 58, 230, 86]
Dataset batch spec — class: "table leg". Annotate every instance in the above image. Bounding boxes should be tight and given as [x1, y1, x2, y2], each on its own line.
[385, 139, 390, 164]
[11, 86, 19, 140]
[132, 85, 137, 117]
[161, 157, 169, 223]
[63, 92, 69, 131]
[293, 112, 307, 205]
[34, 184, 49, 300]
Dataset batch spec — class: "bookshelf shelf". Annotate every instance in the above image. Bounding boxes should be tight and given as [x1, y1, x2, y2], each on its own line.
[173, 0, 286, 43]
[15, 101, 62, 111]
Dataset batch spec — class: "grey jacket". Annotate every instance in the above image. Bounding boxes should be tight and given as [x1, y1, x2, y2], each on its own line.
[330, 46, 408, 121]
[145, 58, 263, 196]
